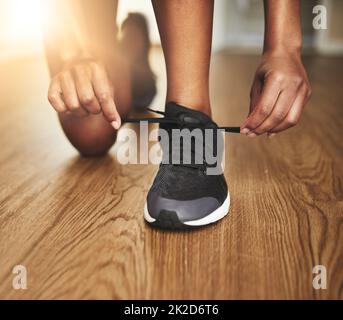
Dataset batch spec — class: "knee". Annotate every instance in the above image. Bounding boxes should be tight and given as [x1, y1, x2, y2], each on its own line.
[59, 114, 117, 157]
[71, 129, 117, 157]
[77, 142, 113, 157]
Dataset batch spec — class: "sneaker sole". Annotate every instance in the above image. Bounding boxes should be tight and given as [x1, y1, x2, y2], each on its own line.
[144, 193, 230, 230]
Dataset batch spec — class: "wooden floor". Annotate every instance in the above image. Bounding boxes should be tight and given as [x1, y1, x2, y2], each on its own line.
[0, 49, 342, 299]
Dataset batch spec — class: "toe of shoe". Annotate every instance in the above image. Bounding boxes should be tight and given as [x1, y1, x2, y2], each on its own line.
[145, 191, 224, 228]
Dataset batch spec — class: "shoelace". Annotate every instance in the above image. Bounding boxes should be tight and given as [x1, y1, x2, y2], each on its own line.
[125, 107, 240, 171]
[125, 108, 241, 133]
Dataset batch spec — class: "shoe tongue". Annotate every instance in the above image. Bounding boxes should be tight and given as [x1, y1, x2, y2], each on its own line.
[160, 102, 224, 171]
[165, 102, 217, 129]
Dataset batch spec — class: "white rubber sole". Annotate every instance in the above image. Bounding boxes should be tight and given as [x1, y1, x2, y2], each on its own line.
[144, 192, 230, 227]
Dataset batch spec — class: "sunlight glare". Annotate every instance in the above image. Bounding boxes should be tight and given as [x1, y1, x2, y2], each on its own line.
[4, 0, 48, 44]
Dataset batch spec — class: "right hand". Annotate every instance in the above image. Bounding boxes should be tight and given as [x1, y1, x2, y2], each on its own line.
[48, 58, 121, 129]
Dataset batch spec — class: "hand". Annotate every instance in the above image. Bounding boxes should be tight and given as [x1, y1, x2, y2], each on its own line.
[48, 58, 121, 129]
[241, 51, 311, 137]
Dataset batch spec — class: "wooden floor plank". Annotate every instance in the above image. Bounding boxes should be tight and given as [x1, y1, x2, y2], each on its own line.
[0, 51, 342, 299]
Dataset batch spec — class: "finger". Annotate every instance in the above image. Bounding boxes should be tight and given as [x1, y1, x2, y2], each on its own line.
[253, 86, 297, 135]
[91, 64, 121, 128]
[60, 71, 88, 117]
[73, 66, 101, 114]
[268, 87, 308, 134]
[241, 75, 281, 133]
[249, 76, 262, 114]
[48, 79, 67, 113]
[242, 77, 262, 135]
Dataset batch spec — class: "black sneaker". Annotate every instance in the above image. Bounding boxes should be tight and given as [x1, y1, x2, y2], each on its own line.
[125, 102, 240, 230]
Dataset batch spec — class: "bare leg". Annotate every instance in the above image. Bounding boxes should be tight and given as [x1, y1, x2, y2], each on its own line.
[152, 0, 214, 116]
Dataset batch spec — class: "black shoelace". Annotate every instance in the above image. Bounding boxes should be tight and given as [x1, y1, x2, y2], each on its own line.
[125, 108, 241, 133]
[124, 108, 240, 171]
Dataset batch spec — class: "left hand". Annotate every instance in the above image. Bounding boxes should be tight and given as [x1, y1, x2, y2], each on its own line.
[241, 51, 312, 137]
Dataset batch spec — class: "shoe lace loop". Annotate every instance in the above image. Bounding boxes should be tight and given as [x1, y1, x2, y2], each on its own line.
[125, 108, 241, 133]
[124, 108, 240, 171]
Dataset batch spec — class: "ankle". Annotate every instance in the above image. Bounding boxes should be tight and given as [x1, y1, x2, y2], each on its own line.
[166, 97, 212, 118]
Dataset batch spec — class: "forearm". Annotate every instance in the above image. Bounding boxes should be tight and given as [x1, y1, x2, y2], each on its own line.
[44, 0, 118, 76]
[43, 0, 84, 75]
[263, 0, 302, 55]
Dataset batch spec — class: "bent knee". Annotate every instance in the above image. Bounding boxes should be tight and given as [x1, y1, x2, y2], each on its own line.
[77, 142, 114, 157]
[70, 131, 117, 157]
[59, 113, 117, 157]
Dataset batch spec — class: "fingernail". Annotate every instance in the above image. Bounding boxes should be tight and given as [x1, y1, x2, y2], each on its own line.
[268, 133, 276, 138]
[240, 128, 250, 135]
[247, 132, 256, 138]
[111, 121, 120, 130]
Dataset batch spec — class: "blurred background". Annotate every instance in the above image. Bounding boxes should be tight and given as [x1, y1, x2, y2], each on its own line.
[0, 0, 342, 60]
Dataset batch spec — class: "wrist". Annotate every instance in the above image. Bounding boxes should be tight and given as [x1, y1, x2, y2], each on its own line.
[263, 38, 302, 57]
[262, 45, 302, 60]
[60, 51, 92, 68]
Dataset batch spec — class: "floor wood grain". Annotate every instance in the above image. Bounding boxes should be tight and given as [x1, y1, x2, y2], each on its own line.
[0, 50, 342, 299]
